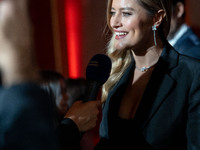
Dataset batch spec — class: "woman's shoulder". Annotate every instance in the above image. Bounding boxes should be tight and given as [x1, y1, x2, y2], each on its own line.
[178, 51, 200, 68]
[163, 43, 200, 80]
[166, 42, 200, 68]
[174, 51, 200, 81]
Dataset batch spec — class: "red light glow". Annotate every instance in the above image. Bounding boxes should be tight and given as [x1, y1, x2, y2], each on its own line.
[64, 0, 82, 78]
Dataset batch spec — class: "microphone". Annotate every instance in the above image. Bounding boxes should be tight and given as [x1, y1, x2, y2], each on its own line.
[83, 54, 112, 102]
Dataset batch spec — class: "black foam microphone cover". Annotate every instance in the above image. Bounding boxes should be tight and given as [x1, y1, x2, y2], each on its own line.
[83, 54, 112, 102]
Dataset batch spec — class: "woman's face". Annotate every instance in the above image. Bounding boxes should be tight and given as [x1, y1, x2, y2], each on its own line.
[110, 0, 154, 51]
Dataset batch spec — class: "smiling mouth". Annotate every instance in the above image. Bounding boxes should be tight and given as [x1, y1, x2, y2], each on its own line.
[115, 32, 128, 39]
[115, 32, 128, 36]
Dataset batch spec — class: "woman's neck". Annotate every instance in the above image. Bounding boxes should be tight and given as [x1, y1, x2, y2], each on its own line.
[131, 42, 164, 68]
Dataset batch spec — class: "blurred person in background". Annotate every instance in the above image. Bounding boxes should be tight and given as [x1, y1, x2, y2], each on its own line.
[0, 0, 59, 149]
[167, 0, 200, 59]
[40, 70, 69, 123]
[0, 0, 101, 150]
[65, 78, 87, 108]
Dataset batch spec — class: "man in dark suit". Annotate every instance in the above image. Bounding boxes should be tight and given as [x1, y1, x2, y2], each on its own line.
[167, 0, 200, 59]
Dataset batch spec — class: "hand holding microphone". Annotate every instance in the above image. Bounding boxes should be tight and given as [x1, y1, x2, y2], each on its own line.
[64, 100, 102, 132]
[64, 54, 111, 132]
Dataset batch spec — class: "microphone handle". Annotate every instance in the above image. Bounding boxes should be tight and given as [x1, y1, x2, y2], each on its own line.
[83, 80, 101, 102]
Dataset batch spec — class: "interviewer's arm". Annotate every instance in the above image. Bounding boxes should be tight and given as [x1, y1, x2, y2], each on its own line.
[58, 100, 101, 150]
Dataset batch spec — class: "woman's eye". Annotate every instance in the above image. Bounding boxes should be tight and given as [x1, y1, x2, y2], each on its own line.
[122, 12, 132, 16]
[110, 11, 115, 16]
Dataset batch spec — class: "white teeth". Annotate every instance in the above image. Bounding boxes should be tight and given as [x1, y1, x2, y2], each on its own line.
[115, 32, 127, 36]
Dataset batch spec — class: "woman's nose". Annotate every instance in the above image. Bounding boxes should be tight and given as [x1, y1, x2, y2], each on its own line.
[110, 14, 122, 29]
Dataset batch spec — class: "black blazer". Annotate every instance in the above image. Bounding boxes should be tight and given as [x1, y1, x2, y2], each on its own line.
[174, 27, 200, 59]
[97, 43, 200, 150]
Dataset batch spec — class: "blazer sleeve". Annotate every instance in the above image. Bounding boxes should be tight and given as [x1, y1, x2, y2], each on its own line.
[57, 118, 81, 150]
[187, 69, 200, 150]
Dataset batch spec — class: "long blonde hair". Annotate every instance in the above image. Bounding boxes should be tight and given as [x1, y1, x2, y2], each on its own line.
[101, 0, 172, 102]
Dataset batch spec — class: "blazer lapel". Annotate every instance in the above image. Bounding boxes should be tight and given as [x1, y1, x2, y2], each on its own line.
[134, 43, 178, 130]
[107, 61, 135, 118]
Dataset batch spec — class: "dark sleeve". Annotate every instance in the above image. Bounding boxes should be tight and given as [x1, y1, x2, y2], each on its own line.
[0, 83, 59, 150]
[57, 118, 81, 150]
[187, 69, 200, 150]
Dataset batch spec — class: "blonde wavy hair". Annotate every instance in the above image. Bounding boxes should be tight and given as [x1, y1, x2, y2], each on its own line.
[101, 0, 171, 102]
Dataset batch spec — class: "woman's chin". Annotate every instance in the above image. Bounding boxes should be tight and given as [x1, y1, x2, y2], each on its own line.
[114, 43, 132, 52]
[114, 42, 127, 51]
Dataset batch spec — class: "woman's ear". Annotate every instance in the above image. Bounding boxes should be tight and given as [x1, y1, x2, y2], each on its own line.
[153, 9, 166, 27]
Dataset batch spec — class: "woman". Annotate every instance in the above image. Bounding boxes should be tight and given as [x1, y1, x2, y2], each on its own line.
[94, 0, 200, 149]
[39, 70, 69, 123]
